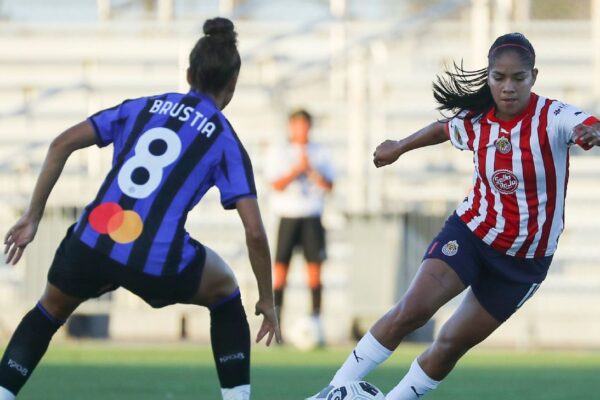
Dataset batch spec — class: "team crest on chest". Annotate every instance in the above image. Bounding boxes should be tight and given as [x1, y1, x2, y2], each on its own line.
[442, 240, 459, 256]
[494, 136, 512, 154]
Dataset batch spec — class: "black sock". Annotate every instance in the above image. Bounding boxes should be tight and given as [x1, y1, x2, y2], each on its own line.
[0, 303, 64, 395]
[209, 288, 250, 389]
[311, 285, 322, 316]
[273, 288, 284, 323]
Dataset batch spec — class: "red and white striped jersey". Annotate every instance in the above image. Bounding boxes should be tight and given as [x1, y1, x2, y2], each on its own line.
[446, 93, 599, 258]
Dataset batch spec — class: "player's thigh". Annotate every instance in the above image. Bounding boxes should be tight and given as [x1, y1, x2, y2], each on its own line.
[275, 217, 302, 264]
[433, 289, 503, 350]
[189, 246, 238, 307]
[39, 282, 86, 321]
[400, 258, 467, 316]
[372, 259, 466, 342]
[301, 216, 326, 263]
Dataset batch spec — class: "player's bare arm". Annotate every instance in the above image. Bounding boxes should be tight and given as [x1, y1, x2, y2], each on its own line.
[373, 121, 448, 168]
[573, 122, 600, 147]
[306, 167, 333, 191]
[4, 121, 98, 265]
[236, 197, 282, 346]
[271, 155, 309, 191]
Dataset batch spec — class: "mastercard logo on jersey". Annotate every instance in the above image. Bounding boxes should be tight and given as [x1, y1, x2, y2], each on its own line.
[492, 169, 519, 195]
[88, 202, 143, 244]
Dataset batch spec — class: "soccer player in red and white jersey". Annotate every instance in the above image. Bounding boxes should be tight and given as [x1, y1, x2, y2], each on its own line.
[307, 33, 600, 400]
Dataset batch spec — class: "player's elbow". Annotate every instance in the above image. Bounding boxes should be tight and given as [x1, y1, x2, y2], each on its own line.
[48, 135, 75, 161]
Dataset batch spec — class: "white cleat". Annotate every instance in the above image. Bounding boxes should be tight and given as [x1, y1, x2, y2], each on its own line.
[222, 384, 250, 400]
[305, 385, 334, 400]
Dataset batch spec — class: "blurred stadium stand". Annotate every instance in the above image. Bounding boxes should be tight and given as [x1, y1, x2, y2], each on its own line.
[0, 0, 599, 347]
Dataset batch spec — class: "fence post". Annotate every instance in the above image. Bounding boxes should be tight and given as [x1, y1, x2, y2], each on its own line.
[494, 0, 512, 37]
[158, 0, 174, 21]
[514, 0, 530, 22]
[593, 0, 600, 103]
[470, 0, 490, 68]
[347, 47, 368, 214]
[97, 0, 111, 20]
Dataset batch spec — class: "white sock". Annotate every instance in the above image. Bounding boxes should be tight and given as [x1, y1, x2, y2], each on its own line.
[0, 387, 15, 400]
[221, 384, 250, 400]
[311, 314, 325, 345]
[385, 358, 440, 400]
[330, 331, 392, 387]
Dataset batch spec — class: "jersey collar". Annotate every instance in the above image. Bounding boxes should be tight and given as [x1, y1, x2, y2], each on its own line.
[485, 92, 538, 129]
[188, 89, 219, 109]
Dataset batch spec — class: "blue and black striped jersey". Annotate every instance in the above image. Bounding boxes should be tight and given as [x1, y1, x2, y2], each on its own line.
[73, 90, 256, 276]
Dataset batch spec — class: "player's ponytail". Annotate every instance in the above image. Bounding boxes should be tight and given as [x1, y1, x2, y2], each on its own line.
[433, 63, 492, 119]
[188, 17, 241, 94]
[433, 32, 536, 119]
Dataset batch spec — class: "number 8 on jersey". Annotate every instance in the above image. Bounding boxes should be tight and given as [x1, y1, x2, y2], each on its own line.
[118, 127, 182, 199]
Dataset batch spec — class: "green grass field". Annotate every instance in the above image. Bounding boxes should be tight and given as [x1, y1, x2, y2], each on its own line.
[13, 342, 600, 399]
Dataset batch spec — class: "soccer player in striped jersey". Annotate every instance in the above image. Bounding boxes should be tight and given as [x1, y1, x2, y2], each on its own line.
[307, 32, 600, 400]
[1, 17, 280, 400]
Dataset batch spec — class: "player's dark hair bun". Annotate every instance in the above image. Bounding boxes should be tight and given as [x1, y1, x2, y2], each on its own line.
[188, 17, 241, 94]
[203, 17, 237, 44]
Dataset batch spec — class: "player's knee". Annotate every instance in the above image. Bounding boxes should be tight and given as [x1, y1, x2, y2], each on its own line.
[211, 271, 239, 303]
[307, 263, 321, 289]
[390, 300, 434, 332]
[273, 263, 289, 290]
[433, 331, 471, 361]
[39, 288, 81, 321]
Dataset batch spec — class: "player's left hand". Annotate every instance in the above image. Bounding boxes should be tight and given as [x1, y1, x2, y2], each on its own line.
[4, 214, 39, 265]
[573, 123, 600, 148]
[254, 300, 282, 346]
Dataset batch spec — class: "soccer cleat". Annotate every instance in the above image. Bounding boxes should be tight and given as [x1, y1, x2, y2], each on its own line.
[221, 384, 250, 400]
[305, 385, 334, 400]
[0, 387, 15, 400]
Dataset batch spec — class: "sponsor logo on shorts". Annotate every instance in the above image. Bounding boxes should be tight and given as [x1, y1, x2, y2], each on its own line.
[8, 359, 28, 377]
[442, 240, 459, 256]
[492, 169, 519, 194]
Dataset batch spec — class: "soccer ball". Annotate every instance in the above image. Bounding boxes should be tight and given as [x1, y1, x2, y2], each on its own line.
[326, 381, 386, 400]
[286, 316, 322, 351]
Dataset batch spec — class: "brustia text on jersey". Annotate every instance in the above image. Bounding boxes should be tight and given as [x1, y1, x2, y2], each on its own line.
[74, 90, 256, 276]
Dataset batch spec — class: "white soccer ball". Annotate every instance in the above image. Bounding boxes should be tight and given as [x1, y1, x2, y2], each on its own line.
[326, 381, 386, 400]
[286, 316, 321, 351]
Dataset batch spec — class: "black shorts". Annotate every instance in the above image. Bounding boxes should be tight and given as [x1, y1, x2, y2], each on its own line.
[48, 225, 205, 308]
[423, 213, 552, 322]
[274, 216, 326, 264]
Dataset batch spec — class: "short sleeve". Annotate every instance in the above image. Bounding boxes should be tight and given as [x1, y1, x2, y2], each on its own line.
[446, 112, 472, 151]
[213, 135, 257, 210]
[552, 102, 600, 151]
[313, 145, 335, 182]
[88, 102, 124, 148]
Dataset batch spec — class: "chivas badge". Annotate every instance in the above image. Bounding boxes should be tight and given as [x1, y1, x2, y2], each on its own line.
[495, 137, 512, 154]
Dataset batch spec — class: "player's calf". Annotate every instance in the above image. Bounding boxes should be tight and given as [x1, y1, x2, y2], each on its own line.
[0, 303, 65, 398]
[209, 288, 251, 400]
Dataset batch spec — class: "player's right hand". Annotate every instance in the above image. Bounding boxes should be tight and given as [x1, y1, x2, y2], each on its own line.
[4, 214, 39, 265]
[294, 152, 310, 174]
[373, 139, 401, 168]
[254, 299, 282, 346]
